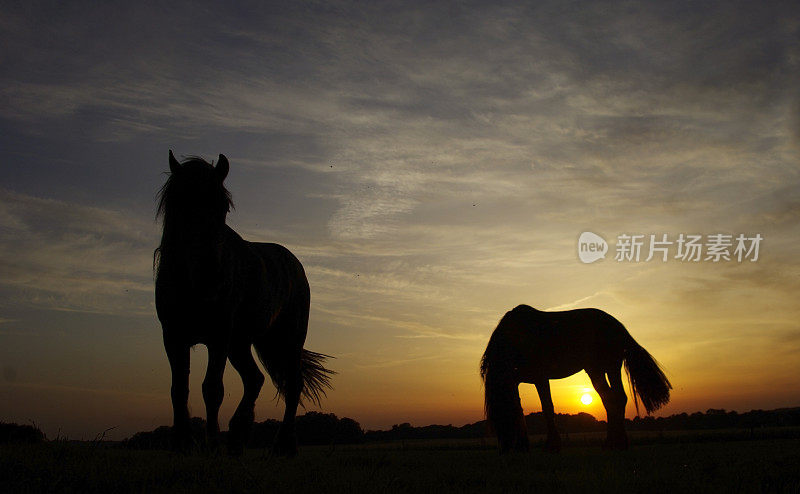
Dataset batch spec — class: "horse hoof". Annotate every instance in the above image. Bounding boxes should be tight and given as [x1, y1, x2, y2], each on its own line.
[273, 428, 298, 457]
[227, 441, 244, 457]
[273, 436, 298, 457]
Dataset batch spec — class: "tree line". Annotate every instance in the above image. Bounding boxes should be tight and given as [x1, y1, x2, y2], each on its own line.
[3, 407, 798, 446]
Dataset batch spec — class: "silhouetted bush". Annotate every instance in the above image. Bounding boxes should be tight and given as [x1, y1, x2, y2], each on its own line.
[524, 412, 606, 434]
[125, 413, 363, 449]
[365, 421, 485, 441]
[298, 412, 363, 445]
[0, 422, 45, 443]
[363, 408, 800, 442]
[249, 412, 363, 447]
[123, 417, 207, 450]
[122, 407, 800, 447]
[625, 407, 800, 431]
[248, 419, 281, 448]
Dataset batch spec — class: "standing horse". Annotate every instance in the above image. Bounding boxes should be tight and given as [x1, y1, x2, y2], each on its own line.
[155, 150, 333, 456]
[480, 305, 671, 453]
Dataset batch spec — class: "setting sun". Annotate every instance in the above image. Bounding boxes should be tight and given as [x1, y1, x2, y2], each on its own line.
[581, 393, 593, 406]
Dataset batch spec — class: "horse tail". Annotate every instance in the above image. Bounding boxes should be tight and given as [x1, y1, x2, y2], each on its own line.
[253, 342, 334, 407]
[250, 243, 334, 407]
[622, 334, 672, 416]
[298, 349, 335, 406]
[480, 317, 528, 452]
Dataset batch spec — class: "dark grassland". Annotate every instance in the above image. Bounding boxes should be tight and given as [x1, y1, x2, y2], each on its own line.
[2, 430, 799, 493]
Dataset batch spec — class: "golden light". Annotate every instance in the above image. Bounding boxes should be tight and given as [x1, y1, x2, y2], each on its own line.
[580, 393, 593, 405]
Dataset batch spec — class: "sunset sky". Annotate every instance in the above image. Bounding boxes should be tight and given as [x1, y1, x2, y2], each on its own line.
[1, 1, 798, 440]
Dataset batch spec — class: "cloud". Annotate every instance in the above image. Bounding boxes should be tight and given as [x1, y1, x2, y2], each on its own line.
[3, 2, 796, 239]
[0, 189, 158, 315]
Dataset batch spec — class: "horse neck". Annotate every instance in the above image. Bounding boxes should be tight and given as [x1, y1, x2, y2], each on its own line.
[159, 215, 228, 256]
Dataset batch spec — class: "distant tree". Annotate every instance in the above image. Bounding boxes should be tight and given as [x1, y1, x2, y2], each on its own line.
[250, 413, 363, 447]
[249, 419, 281, 448]
[0, 422, 44, 443]
[123, 417, 206, 450]
[121, 407, 800, 448]
[336, 417, 364, 444]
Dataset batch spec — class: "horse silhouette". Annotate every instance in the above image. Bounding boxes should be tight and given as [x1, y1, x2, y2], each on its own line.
[155, 151, 333, 456]
[480, 305, 671, 453]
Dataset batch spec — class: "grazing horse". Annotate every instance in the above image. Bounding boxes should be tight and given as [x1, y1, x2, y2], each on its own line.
[480, 305, 671, 453]
[154, 150, 333, 456]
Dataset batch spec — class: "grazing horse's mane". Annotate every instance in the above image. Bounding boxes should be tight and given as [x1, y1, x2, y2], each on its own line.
[153, 155, 234, 277]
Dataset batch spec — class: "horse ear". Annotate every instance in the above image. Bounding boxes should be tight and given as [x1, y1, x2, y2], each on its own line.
[169, 150, 180, 173]
[216, 154, 229, 181]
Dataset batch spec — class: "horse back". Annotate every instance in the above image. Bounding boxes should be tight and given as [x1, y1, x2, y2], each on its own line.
[504, 305, 628, 342]
[237, 239, 310, 333]
[156, 227, 309, 344]
[497, 305, 631, 379]
[247, 241, 309, 304]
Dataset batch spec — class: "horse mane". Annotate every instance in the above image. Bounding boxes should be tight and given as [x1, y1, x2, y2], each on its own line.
[480, 305, 536, 384]
[480, 316, 528, 449]
[153, 155, 234, 277]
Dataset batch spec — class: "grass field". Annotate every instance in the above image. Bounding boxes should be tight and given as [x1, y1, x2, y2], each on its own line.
[2, 430, 799, 493]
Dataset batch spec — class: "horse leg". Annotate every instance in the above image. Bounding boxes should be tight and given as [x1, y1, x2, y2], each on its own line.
[588, 367, 626, 450]
[272, 306, 309, 457]
[535, 380, 560, 452]
[164, 337, 191, 451]
[274, 348, 302, 457]
[202, 343, 227, 450]
[486, 378, 527, 454]
[606, 364, 629, 450]
[227, 343, 264, 456]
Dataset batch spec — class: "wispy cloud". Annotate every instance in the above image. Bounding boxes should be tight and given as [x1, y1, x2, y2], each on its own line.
[0, 189, 157, 315]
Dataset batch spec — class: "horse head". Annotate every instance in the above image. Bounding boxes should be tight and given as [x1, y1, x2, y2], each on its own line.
[158, 151, 234, 237]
